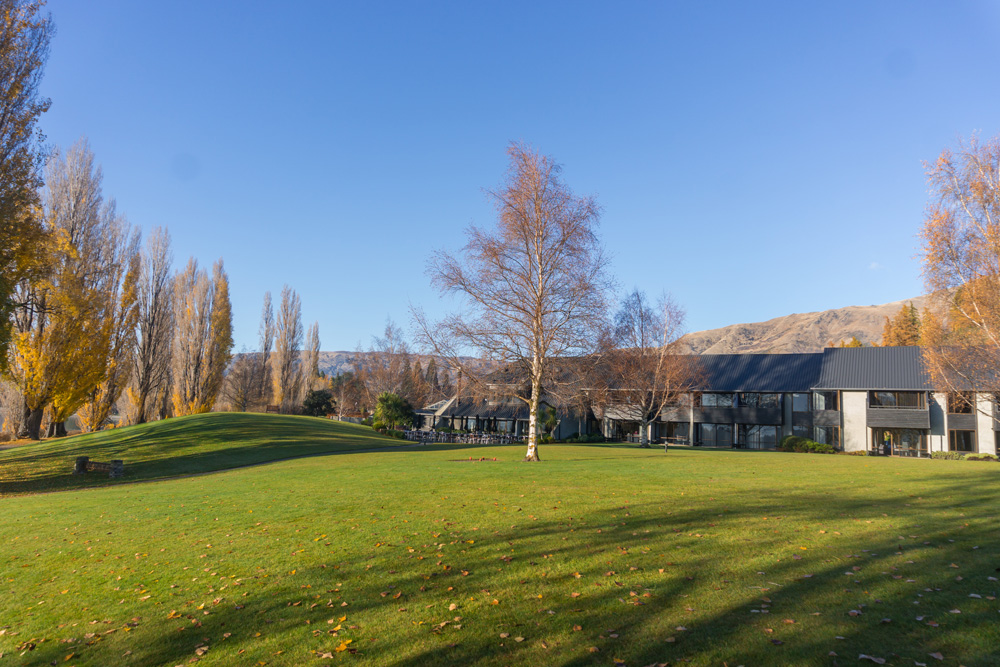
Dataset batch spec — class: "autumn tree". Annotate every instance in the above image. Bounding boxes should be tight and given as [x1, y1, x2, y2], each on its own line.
[272, 285, 303, 412]
[354, 320, 413, 406]
[330, 370, 365, 419]
[880, 302, 921, 347]
[600, 290, 699, 447]
[417, 142, 611, 461]
[77, 216, 141, 432]
[920, 134, 1000, 403]
[0, 1, 53, 368]
[170, 258, 233, 415]
[127, 227, 173, 424]
[6, 141, 126, 438]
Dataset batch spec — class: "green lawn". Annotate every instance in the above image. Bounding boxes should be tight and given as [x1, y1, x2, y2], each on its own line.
[0, 413, 407, 496]
[2, 418, 999, 666]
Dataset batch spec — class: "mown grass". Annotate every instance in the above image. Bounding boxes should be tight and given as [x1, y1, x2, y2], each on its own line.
[1, 421, 999, 666]
[0, 413, 406, 496]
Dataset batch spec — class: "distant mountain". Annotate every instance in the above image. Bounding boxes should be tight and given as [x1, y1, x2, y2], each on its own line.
[676, 295, 931, 354]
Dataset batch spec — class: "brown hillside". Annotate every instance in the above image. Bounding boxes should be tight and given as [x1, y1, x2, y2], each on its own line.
[676, 295, 930, 354]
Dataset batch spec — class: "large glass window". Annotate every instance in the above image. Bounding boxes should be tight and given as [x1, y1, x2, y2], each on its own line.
[792, 393, 810, 412]
[739, 424, 778, 449]
[949, 430, 976, 452]
[869, 391, 926, 409]
[814, 426, 840, 448]
[813, 391, 839, 411]
[872, 428, 928, 456]
[660, 422, 689, 443]
[738, 393, 780, 408]
[793, 425, 810, 438]
[698, 423, 733, 446]
[948, 392, 974, 414]
[700, 393, 734, 408]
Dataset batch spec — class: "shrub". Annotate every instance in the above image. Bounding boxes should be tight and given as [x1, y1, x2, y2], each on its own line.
[779, 435, 834, 454]
[302, 389, 334, 417]
[371, 419, 386, 432]
[964, 453, 998, 462]
[386, 429, 406, 440]
[931, 451, 965, 460]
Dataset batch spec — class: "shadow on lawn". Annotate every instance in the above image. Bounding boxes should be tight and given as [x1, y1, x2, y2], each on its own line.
[0, 414, 405, 495]
[18, 469, 1000, 667]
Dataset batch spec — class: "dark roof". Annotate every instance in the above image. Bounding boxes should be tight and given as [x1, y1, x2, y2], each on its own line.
[697, 353, 823, 392]
[440, 397, 531, 420]
[812, 346, 932, 391]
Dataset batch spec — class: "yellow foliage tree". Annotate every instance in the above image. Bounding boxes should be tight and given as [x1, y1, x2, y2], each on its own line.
[6, 142, 127, 438]
[170, 258, 233, 416]
[0, 1, 53, 369]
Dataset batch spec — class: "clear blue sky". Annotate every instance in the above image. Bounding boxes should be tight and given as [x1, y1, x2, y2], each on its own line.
[39, 1, 1000, 352]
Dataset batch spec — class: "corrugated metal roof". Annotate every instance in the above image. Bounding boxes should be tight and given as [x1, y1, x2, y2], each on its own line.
[440, 398, 531, 420]
[812, 346, 932, 390]
[697, 353, 823, 392]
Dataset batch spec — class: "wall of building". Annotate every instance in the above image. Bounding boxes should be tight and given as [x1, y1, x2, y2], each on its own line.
[928, 392, 948, 454]
[976, 393, 996, 455]
[842, 391, 868, 452]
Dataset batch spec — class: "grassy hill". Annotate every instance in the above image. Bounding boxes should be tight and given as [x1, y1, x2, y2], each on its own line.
[1, 424, 999, 665]
[0, 412, 406, 496]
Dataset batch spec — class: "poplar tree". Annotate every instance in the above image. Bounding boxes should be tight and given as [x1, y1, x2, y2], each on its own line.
[6, 141, 125, 439]
[170, 258, 233, 415]
[272, 285, 303, 412]
[304, 321, 321, 392]
[0, 1, 53, 368]
[255, 291, 274, 407]
[78, 218, 141, 432]
[127, 228, 173, 424]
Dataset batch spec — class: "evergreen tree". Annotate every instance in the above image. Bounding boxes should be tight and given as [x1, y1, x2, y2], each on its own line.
[880, 302, 921, 346]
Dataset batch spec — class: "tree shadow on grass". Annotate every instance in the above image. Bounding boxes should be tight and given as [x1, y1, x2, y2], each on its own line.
[13, 469, 1000, 666]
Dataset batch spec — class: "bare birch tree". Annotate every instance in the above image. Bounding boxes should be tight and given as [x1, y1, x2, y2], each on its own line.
[272, 285, 303, 412]
[417, 142, 611, 461]
[127, 227, 173, 424]
[600, 290, 699, 447]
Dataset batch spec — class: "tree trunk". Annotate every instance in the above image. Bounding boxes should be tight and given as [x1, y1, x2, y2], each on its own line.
[638, 417, 651, 448]
[25, 407, 44, 440]
[134, 387, 148, 425]
[524, 366, 542, 462]
[46, 420, 67, 438]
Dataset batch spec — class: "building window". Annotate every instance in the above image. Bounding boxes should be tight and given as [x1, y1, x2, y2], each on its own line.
[737, 393, 780, 408]
[948, 392, 974, 414]
[869, 391, 926, 409]
[793, 425, 810, 438]
[698, 423, 732, 446]
[872, 428, 927, 456]
[792, 393, 810, 412]
[949, 430, 976, 452]
[739, 424, 778, 449]
[699, 393, 734, 408]
[814, 426, 840, 447]
[813, 391, 839, 411]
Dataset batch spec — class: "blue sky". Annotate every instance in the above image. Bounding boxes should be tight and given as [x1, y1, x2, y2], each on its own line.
[39, 1, 1000, 351]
